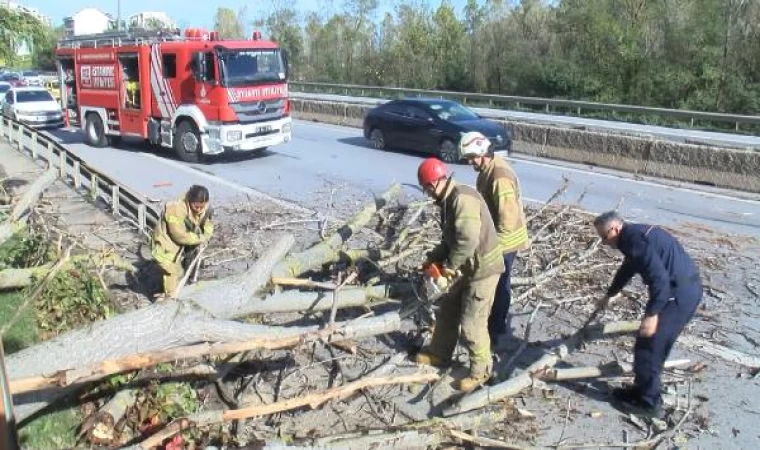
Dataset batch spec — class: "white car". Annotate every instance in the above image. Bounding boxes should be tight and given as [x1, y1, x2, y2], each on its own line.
[3, 87, 64, 128]
[22, 70, 43, 86]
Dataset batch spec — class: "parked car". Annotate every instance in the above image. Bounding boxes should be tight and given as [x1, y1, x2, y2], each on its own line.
[362, 98, 511, 162]
[22, 70, 43, 86]
[0, 72, 24, 87]
[3, 87, 64, 128]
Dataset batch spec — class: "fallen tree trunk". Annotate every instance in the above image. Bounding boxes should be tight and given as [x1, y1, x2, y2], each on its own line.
[9, 235, 295, 420]
[0, 169, 57, 246]
[443, 320, 640, 416]
[271, 184, 401, 279]
[132, 372, 439, 450]
[10, 311, 402, 394]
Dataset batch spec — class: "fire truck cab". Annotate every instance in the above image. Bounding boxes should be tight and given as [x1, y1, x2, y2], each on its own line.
[55, 28, 291, 162]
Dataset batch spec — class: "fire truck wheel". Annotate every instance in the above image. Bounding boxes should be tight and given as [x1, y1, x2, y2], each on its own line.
[84, 113, 108, 148]
[174, 121, 202, 163]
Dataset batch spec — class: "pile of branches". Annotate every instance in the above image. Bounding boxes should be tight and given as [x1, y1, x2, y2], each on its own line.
[5, 180, 704, 450]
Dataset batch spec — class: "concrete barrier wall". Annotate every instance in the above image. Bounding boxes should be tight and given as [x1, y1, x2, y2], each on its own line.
[291, 99, 760, 193]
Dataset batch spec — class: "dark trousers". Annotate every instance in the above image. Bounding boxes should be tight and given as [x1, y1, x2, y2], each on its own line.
[634, 283, 702, 407]
[488, 251, 516, 342]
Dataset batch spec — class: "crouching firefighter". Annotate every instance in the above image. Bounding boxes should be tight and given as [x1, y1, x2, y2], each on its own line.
[414, 158, 505, 392]
[151, 185, 214, 299]
[594, 211, 702, 417]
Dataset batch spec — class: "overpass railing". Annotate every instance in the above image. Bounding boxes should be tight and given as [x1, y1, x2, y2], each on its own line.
[290, 81, 760, 133]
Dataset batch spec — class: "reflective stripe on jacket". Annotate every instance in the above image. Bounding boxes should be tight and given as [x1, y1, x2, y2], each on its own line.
[476, 157, 529, 253]
[428, 180, 505, 281]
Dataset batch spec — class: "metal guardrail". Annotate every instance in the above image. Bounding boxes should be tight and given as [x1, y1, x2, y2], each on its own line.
[0, 118, 160, 237]
[291, 81, 760, 132]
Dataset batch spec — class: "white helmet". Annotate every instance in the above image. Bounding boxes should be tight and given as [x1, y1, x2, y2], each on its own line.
[459, 131, 491, 158]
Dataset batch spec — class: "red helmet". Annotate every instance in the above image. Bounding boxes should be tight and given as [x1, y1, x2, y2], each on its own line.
[417, 158, 448, 186]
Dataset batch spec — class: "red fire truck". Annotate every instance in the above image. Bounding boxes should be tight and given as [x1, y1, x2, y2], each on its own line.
[55, 28, 292, 162]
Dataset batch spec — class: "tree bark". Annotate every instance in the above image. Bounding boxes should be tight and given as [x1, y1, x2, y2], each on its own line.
[271, 183, 401, 278]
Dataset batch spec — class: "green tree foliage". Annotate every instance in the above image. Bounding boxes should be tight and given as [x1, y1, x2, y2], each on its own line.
[214, 7, 245, 39]
[254, 0, 760, 115]
[0, 6, 52, 68]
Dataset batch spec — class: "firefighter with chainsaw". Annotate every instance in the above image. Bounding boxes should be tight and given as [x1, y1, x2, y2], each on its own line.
[459, 131, 530, 347]
[414, 158, 505, 392]
[594, 211, 702, 417]
[151, 185, 214, 299]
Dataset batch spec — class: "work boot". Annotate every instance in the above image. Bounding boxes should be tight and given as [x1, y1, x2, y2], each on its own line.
[610, 386, 639, 404]
[414, 352, 447, 368]
[455, 371, 491, 393]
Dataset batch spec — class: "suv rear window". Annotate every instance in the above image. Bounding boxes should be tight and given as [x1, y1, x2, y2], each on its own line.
[16, 90, 54, 102]
[23, 71, 39, 76]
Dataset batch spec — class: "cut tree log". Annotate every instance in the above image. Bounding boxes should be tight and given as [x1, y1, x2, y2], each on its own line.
[82, 388, 137, 446]
[10, 311, 403, 394]
[270, 184, 401, 279]
[443, 320, 640, 416]
[0, 168, 57, 246]
[131, 372, 439, 450]
[535, 359, 691, 382]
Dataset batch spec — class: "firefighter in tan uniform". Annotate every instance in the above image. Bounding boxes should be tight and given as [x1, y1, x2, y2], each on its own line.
[460, 132, 530, 346]
[414, 158, 505, 392]
[151, 185, 214, 298]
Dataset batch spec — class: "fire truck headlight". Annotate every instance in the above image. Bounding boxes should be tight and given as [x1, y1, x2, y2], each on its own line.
[282, 123, 291, 135]
[226, 130, 243, 142]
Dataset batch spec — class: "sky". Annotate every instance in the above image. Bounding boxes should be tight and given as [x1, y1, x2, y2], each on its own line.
[27, 0, 473, 30]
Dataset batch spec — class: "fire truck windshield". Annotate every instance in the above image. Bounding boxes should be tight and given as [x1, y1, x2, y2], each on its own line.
[218, 49, 286, 86]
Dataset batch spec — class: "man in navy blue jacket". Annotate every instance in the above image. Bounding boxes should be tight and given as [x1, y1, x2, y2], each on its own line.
[594, 211, 702, 416]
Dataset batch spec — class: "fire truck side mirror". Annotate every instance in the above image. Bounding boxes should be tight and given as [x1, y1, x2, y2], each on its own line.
[192, 53, 206, 82]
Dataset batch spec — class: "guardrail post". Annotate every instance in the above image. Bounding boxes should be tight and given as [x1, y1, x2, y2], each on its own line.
[577, 107, 582, 116]
[17, 126, 23, 149]
[111, 186, 120, 214]
[545, 104, 550, 113]
[690, 118, 695, 128]
[58, 151, 66, 178]
[90, 174, 98, 200]
[73, 161, 81, 188]
[736, 122, 740, 131]
[30, 133, 38, 159]
[137, 205, 146, 234]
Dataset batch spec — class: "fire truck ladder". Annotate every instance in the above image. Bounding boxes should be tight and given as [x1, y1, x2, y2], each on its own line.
[57, 29, 184, 49]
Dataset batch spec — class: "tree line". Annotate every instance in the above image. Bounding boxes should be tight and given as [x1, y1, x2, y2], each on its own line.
[213, 0, 760, 115]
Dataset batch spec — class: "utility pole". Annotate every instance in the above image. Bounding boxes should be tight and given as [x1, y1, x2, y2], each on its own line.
[117, 0, 121, 31]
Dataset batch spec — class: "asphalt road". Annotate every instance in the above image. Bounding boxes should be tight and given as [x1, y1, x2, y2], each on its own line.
[293, 92, 760, 150]
[46, 120, 760, 237]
